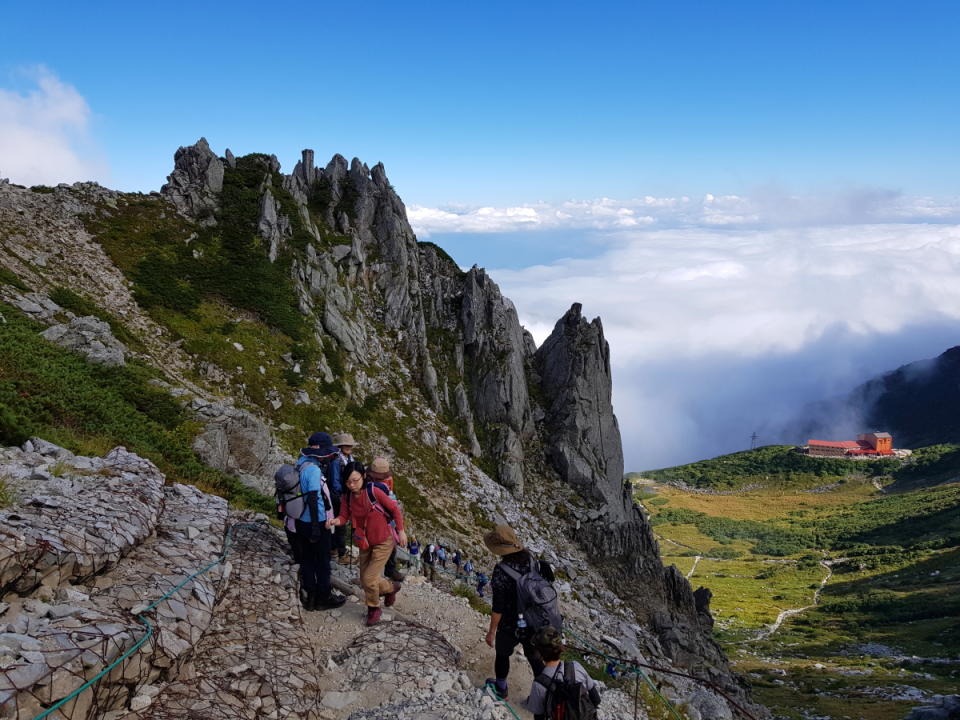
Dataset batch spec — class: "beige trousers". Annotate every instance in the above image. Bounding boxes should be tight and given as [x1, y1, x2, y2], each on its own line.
[358, 540, 395, 607]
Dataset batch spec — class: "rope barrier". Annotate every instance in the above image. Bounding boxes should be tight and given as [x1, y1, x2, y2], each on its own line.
[562, 628, 760, 720]
[30, 522, 264, 720]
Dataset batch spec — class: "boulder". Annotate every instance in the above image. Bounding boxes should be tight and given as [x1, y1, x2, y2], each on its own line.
[41, 315, 125, 366]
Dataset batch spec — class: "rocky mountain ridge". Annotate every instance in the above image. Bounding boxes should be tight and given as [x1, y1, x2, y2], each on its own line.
[0, 139, 758, 717]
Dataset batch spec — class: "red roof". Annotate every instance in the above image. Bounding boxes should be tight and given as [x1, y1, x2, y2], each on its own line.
[808, 440, 860, 449]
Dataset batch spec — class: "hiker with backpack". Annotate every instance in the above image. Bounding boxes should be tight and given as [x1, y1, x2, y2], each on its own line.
[282, 432, 346, 611]
[330, 461, 407, 625]
[330, 431, 358, 565]
[407, 537, 421, 574]
[453, 548, 463, 578]
[523, 626, 601, 720]
[476, 570, 489, 598]
[366, 457, 405, 583]
[483, 524, 560, 701]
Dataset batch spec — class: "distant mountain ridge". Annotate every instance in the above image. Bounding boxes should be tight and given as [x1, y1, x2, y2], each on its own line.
[791, 345, 960, 450]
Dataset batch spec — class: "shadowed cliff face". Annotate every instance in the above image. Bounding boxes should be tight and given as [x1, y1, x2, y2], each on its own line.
[534, 304, 732, 683]
[158, 139, 739, 691]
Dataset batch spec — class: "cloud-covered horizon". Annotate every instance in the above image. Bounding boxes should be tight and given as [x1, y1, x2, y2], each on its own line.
[409, 189, 960, 237]
[0, 66, 108, 187]
[429, 201, 960, 471]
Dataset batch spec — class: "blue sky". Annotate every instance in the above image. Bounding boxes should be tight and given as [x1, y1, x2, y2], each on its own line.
[2, 1, 960, 469]
[2, 1, 958, 203]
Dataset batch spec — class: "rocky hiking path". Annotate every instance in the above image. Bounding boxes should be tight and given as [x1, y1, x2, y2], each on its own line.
[0, 442, 640, 720]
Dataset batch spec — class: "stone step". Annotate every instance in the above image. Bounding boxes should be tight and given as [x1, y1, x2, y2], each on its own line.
[0, 444, 230, 720]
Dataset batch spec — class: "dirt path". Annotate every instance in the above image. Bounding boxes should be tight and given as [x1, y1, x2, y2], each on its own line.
[686, 555, 702, 579]
[756, 560, 832, 640]
[303, 569, 536, 719]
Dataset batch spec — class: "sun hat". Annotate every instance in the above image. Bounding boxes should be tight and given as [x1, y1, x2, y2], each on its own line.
[332, 432, 357, 447]
[367, 456, 391, 480]
[483, 525, 525, 556]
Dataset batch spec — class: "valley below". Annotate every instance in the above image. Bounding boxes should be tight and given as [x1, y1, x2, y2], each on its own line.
[633, 446, 960, 720]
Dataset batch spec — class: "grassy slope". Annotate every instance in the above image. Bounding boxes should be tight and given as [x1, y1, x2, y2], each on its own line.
[635, 447, 960, 720]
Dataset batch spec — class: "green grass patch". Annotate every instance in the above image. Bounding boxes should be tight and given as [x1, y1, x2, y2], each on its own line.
[0, 300, 271, 513]
[0, 266, 30, 292]
[643, 445, 898, 489]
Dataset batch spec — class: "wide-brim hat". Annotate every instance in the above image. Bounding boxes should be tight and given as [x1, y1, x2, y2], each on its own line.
[483, 525, 525, 556]
[367, 456, 391, 480]
[332, 432, 357, 447]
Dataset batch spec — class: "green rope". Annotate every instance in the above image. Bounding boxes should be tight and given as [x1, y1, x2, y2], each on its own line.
[483, 681, 523, 720]
[30, 522, 263, 720]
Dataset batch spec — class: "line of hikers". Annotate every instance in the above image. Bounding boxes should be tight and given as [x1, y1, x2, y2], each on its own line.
[276, 431, 602, 719]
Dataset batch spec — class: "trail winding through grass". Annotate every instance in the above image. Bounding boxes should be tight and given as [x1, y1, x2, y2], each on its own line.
[686, 555, 701, 579]
[756, 560, 832, 640]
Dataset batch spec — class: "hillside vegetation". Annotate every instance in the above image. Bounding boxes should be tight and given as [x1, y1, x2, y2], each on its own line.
[635, 445, 960, 720]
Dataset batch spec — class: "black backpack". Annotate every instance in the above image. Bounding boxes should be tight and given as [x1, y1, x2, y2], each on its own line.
[499, 557, 563, 631]
[536, 662, 598, 720]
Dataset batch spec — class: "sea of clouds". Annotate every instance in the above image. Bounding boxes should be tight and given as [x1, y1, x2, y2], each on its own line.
[411, 195, 960, 470]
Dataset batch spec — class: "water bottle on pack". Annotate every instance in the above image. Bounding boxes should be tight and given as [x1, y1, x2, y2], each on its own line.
[516, 613, 527, 639]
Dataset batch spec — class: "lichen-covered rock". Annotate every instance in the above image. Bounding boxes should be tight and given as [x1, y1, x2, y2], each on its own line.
[41, 315, 126, 366]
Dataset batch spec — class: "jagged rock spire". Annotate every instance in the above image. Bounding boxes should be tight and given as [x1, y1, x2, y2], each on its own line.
[535, 302, 626, 518]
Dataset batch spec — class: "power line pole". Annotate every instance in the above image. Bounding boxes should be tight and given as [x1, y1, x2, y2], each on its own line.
[750, 432, 759, 450]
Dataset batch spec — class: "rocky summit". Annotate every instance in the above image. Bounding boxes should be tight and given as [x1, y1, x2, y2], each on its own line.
[0, 140, 764, 719]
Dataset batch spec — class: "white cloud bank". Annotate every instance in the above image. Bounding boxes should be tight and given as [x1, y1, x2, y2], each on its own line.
[482, 216, 960, 470]
[409, 190, 960, 237]
[0, 67, 108, 186]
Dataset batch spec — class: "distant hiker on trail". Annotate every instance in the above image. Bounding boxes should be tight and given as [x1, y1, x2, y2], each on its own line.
[453, 548, 463, 577]
[523, 626, 600, 720]
[366, 456, 405, 583]
[476, 571, 489, 598]
[463, 558, 474, 579]
[408, 537, 421, 574]
[436, 544, 447, 569]
[330, 461, 407, 626]
[331, 432, 358, 565]
[483, 524, 558, 701]
[423, 543, 436, 582]
[293, 432, 346, 611]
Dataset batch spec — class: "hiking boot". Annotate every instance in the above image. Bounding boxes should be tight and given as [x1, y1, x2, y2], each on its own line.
[313, 592, 346, 610]
[338, 554, 356, 565]
[384, 581, 401, 607]
[366, 606, 382, 626]
[387, 569, 406, 582]
[485, 678, 508, 701]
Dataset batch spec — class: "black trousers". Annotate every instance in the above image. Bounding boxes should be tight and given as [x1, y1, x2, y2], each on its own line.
[294, 520, 332, 595]
[494, 626, 543, 681]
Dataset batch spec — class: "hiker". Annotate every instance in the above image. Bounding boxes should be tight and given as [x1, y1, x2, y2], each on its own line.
[408, 537, 421, 574]
[366, 457, 405, 582]
[476, 571, 489, 598]
[436, 544, 447, 569]
[453, 548, 463, 577]
[483, 524, 557, 700]
[330, 432, 358, 565]
[294, 433, 346, 611]
[463, 558, 474, 579]
[423, 542, 436, 582]
[330, 461, 407, 625]
[523, 626, 601, 720]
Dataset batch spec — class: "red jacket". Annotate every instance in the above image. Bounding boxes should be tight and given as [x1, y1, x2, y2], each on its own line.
[338, 484, 404, 546]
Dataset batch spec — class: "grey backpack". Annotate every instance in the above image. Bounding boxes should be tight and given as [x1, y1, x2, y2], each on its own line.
[274, 464, 305, 521]
[500, 557, 563, 631]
